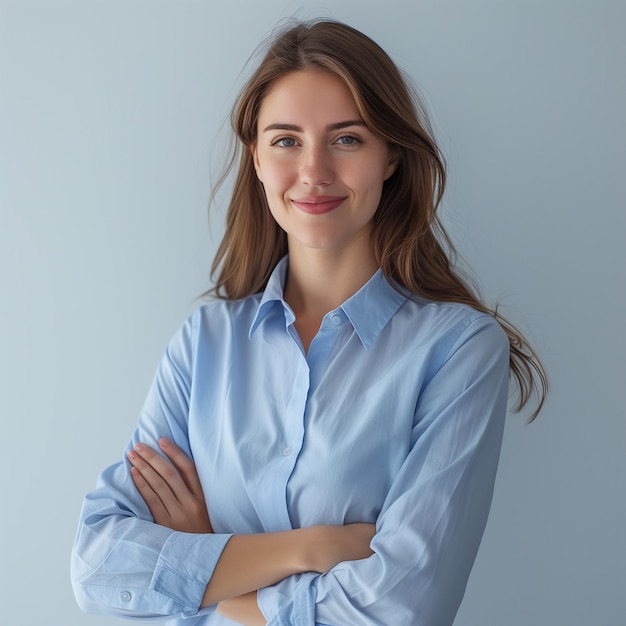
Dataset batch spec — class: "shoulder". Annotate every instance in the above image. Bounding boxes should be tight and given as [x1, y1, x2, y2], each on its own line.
[192, 293, 264, 337]
[193, 294, 263, 325]
[398, 296, 502, 335]
[167, 293, 263, 353]
[391, 296, 509, 367]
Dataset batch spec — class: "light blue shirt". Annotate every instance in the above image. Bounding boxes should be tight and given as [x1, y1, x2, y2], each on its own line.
[72, 256, 510, 625]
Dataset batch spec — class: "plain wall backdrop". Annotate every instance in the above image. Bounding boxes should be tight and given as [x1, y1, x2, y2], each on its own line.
[1, 1, 624, 624]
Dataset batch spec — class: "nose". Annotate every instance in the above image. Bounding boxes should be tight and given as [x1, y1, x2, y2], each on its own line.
[298, 145, 334, 187]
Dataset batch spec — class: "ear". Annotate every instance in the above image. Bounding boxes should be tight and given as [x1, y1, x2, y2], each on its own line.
[384, 146, 400, 181]
[250, 144, 263, 182]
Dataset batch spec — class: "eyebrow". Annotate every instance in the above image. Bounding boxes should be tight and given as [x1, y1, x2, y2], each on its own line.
[262, 120, 367, 133]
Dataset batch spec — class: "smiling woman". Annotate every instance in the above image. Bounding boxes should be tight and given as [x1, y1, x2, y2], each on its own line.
[252, 70, 397, 258]
[71, 18, 547, 626]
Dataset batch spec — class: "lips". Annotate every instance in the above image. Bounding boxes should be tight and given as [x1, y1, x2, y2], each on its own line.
[291, 195, 347, 215]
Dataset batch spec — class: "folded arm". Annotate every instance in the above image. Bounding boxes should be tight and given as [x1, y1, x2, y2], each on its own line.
[126, 316, 510, 626]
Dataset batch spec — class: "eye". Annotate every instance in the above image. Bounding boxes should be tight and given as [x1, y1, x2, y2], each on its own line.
[336, 135, 361, 145]
[271, 136, 298, 148]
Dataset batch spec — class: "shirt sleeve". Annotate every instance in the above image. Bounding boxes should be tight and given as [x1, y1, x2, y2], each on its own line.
[71, 312, 232, 620]
[257, 315, 510, 626]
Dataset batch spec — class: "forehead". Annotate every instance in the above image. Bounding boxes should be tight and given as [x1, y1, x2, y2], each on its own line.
[258, 70, 360, 124]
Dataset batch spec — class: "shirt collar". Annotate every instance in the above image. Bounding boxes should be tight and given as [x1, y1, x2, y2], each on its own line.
[249, 255, 408, 350]
[341, 268, 408, 349]
[249, 256, 293, 337]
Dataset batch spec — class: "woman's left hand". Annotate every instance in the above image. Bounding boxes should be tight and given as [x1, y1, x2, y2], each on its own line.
[128, 438, 213, 534]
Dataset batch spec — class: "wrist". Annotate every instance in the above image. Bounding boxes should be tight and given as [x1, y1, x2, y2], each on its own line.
[295, 525, 330, 574]
[202, 528, 324, 607]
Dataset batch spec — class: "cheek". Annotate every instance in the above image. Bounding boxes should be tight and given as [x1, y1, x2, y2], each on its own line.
[344, 154, 388, 189]
[352, 166, 387, 200]
[260, 163, 294, 198]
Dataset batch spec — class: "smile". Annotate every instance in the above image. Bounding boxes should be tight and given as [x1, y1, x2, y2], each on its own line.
[291, 196, 347, 215]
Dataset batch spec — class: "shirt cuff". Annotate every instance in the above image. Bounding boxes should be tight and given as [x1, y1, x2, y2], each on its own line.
[151, 531, 233, 616]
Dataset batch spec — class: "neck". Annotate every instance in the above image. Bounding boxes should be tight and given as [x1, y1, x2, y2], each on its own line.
[284, 240, 378, 318]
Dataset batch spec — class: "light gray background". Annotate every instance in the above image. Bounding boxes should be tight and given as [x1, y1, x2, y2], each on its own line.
[1, 1, 624, 625]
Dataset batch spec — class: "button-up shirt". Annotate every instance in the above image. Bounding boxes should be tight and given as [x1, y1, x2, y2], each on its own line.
[72, 256, 510, 625]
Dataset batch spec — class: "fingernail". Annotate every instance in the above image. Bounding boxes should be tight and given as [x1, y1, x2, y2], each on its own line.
[135, 443, 144, 452]
[159, 438, 169, 447]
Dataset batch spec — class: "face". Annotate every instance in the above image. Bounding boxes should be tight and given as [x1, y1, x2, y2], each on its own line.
[251, 70, 397, 255]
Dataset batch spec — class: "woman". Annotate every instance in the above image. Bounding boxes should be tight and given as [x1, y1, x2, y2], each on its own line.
[72, 19, 547, 626]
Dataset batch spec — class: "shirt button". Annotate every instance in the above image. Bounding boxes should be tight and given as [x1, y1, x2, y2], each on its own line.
[282, 447, 292, 457]
[120, 591, 132, 602]
[331, 314, 342, 326]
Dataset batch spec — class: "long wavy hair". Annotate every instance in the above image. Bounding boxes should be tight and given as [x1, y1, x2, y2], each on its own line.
[209, 19, 547, 420]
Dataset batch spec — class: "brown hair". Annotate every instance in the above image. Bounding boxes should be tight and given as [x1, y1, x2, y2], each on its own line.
[209, 19, 547, 420]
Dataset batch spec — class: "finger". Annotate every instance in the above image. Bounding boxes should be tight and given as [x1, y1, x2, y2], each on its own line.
[132, 442, 192, 504]
[128, 447, 182, 514]
[159, 438, 205, 500]
[157, 439, 214, 534]
[129, 465, 171, 525]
